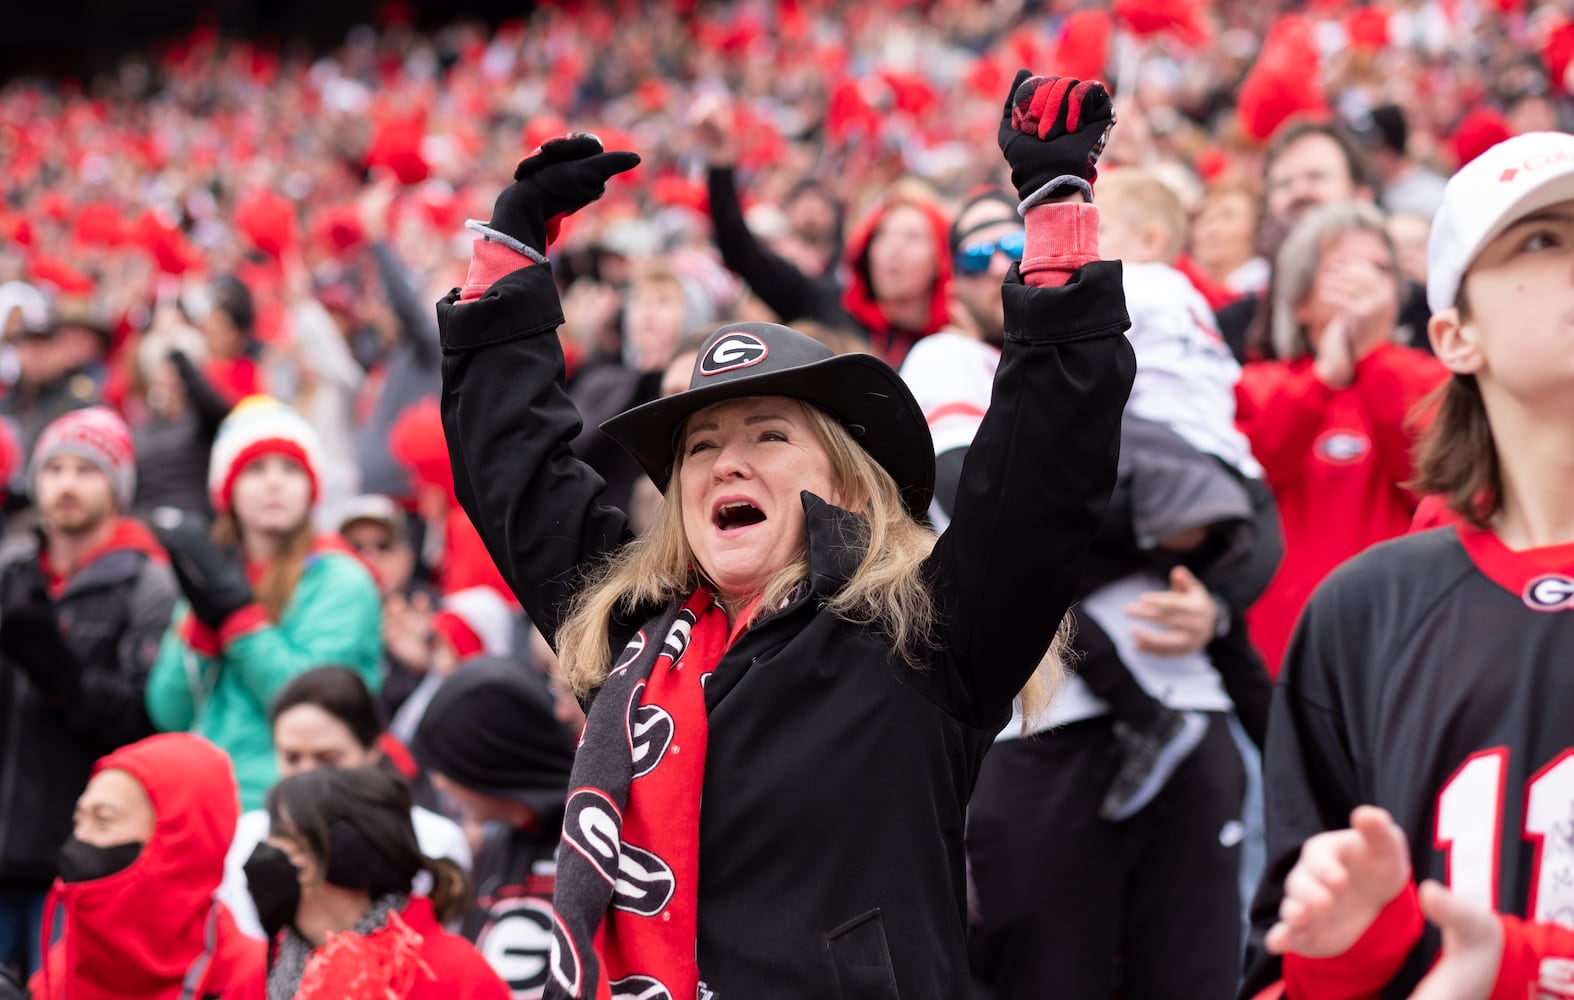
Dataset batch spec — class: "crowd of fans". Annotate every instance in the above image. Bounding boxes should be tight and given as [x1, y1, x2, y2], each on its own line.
[0, 0, 1570, 996]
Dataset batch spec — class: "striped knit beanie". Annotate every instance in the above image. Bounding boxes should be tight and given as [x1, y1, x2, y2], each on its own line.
[208, 396, 325, 515]
[31, 407, 137, 509]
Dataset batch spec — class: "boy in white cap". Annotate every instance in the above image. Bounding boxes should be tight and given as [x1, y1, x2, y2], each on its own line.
[1242, 131, 1574, 999]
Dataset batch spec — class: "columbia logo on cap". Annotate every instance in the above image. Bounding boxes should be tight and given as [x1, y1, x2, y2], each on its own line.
[698, 333, 769, 376]
[1498, 148, 1574, 183]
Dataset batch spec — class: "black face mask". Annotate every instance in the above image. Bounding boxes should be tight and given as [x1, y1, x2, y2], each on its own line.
[243, 842, 302, 940]
[57, 837, 142, 883]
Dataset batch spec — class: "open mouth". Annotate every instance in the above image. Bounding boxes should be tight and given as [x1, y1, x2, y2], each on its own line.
[714, 500, 767, 531]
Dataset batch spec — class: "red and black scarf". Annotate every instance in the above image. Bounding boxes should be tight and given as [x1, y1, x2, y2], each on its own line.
[547, 587, 730, 1000]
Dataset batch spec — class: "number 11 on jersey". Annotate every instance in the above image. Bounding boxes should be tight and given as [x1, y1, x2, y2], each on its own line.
[1436, 747, 1574, 926]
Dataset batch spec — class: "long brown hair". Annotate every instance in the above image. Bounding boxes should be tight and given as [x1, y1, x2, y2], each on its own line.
[1411, 293, 1499, 527]
[555, 402, 1069, 724]
[214, 512, 315, 622]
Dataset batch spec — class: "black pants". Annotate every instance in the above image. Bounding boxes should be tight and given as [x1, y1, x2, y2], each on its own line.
[967, 714, 1245, 1000]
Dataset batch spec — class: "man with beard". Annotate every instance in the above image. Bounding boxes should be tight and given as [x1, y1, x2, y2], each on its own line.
[1217, 120, 1432, 360]
[0, 408, 176, 983]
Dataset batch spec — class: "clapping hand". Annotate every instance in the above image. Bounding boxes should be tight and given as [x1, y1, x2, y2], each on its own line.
[1266, 805, 1412, 958]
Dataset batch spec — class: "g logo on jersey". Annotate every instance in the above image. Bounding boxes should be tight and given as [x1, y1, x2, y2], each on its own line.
[563, 788, 622, 884]
[1315, 430, 1371, 465]
[698, 334, 768, 376]
[610, 975, 674, 1000]
[1524, 574, 1574, 612]
[549, 912, 581, 997]
[627, 685, 674, 779]
[477, 898, 554, 998]
[613, 842, 677, 917]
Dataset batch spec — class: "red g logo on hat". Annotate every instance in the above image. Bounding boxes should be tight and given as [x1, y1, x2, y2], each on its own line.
[699, 333, 768, 376]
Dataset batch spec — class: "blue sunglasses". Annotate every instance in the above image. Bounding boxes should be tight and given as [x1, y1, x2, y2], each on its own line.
[953, 229, 1026, 276]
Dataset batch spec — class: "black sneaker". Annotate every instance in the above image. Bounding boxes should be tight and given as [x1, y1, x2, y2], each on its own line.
[1100, 708, 1208, 822]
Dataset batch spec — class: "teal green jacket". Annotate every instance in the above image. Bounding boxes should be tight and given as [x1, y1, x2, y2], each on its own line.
[145, 548, 383, 810]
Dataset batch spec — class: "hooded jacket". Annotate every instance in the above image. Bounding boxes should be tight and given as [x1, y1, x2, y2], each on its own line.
[706, 170, 951, 366]
[0, 519, 177, 885]
[31, 733, 262, 1000]
[839, 194, 953, 365]
[438, 257, 1133, 1000]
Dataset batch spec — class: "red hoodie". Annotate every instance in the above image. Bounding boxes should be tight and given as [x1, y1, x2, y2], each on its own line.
[1235, 343, 1446, 675]
[840, 194, 952, 367]
[31, 734, 263, 1000]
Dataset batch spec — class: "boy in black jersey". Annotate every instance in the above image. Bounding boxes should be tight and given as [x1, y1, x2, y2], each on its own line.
[1242, 131, 1574, 1000]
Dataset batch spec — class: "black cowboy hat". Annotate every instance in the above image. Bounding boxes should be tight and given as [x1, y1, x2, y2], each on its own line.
[600, 322, 935, 517]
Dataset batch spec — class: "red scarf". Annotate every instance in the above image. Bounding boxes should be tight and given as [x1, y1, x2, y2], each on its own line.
[600, 587, 728, 997]
[547, 587, 731, 1000]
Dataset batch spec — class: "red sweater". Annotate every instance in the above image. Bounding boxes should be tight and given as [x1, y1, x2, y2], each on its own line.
[1235, 343, 1445, 675]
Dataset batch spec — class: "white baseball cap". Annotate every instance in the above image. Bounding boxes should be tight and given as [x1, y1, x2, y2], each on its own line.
[1428, 131, 1574, 314]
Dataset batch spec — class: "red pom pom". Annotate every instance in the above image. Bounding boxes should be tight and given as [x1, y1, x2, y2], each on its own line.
[1450, 107, 1512, 168]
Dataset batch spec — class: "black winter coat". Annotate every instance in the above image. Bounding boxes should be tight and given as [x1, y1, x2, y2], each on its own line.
[438, 260, 1135, 999]
[0, 531, 176, 884]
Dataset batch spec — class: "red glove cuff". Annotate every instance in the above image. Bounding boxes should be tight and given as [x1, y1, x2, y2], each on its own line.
[218, 604, 271, 649]
[459, 239, 535, 302]
[1021, 202, 1100, 288]
[179, 612, 220, 658]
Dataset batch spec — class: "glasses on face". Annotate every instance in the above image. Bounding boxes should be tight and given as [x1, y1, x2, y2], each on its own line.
[953, 229, 1026, 277]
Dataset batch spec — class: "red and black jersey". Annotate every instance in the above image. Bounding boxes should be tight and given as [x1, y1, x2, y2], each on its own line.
[1243, 524, 1574, 999]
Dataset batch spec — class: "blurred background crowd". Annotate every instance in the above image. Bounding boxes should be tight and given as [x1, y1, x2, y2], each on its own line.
[0, 0, 1564, 996]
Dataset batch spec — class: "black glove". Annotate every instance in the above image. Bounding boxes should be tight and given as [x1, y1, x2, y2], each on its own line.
[997, 69, 1116, 208]
[149, 508, 253, 628]
[476, 133, 641, 258]
[0, 602, 84, 706]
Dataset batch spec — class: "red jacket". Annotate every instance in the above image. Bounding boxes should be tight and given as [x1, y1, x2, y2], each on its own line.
[31, 734, 262, 1000]
[1235, 343, 1445, 674]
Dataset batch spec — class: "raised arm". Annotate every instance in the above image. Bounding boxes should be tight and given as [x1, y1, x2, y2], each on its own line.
[437, 136, 642, 644]
[918, 72, 1135, 727]
[695, 97, 841, 328]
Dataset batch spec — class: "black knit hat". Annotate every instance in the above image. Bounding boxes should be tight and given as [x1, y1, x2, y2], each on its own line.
[411, 658, 576, 818]
[599, 322, 935, 517]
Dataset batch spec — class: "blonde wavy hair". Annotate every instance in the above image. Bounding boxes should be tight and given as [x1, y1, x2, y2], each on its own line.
[556, 402, 1069, 730]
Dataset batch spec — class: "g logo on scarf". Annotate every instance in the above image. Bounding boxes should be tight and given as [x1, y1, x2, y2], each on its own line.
[611, 975, 674, 1000]
[477, 897, 554, 997]
[563, 788, 623, 885]
[610, 631, 647, 677]
[613, 842, 677, 917]
[550, 912, 582, 996]
[627, 684, 675, 779]
[658, 610, 696, 668]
